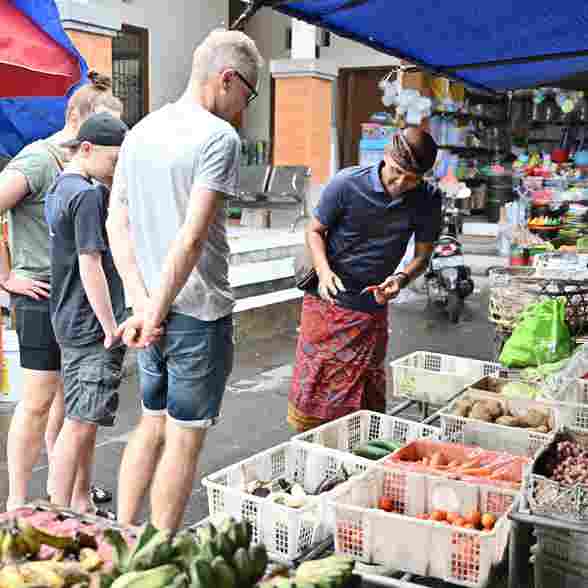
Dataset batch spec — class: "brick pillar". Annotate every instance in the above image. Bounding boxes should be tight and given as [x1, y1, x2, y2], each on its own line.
[66, 30, 113, 77]
[271, 60, 338, 186]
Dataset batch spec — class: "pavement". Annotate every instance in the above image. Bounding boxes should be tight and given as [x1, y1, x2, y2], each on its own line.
[0, 280, 498, 526]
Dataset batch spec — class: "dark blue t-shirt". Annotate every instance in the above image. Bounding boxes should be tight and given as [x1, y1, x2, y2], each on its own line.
[314, 163, 442, 313]
[47, 173, 126, 346]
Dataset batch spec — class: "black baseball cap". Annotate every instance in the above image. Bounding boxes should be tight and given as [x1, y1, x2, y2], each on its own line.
[61, 112, 128, 148]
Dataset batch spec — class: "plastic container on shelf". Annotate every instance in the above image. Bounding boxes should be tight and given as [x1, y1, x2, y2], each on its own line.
[292, 409, 440, 453]
[388, 351, 506, 405]
[440, 390, 588, 457]
[201, 441, 373, 563]
[330, 467, 512, 587]
[358, 138, 388, 167]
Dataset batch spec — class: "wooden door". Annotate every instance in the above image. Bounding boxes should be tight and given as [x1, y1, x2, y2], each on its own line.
[338, 67, 394, 168]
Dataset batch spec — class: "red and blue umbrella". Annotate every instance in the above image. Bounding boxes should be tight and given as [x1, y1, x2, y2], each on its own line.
[0, 0, 88, 157]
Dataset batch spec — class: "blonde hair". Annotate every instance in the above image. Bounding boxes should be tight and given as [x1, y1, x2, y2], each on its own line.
[191, 29, 264, 85]
[66, 71, 123, 120]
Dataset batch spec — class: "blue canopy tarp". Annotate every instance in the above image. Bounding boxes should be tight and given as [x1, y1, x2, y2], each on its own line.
[270, 0, 588, 93]
[0, 0, 88, 158]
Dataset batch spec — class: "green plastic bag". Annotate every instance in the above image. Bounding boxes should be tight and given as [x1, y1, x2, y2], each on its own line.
[499, 298, 573, 368]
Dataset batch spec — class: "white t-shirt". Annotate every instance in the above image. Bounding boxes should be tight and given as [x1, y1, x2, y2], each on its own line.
[115, 99, 241, 321]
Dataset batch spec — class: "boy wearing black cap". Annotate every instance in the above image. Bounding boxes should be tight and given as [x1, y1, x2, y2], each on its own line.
[46, 112, 129, 515]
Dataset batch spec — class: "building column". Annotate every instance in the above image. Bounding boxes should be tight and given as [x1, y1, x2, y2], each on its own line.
[271, 59, 339, 187]
[56, 0, 121, 77]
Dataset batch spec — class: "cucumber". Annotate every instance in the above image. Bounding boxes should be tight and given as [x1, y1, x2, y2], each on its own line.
[352, 444, 391, 460]
[367, 439, 403, 452]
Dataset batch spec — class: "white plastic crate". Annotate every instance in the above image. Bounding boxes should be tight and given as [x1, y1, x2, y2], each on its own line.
[201, 441, 372, 563]
[388, 352, 506, 405]
[440, 390, 588, 457]
[534, 553, 588, 588]
[330, 468, 511, 587]
[292, 410, 440, 453]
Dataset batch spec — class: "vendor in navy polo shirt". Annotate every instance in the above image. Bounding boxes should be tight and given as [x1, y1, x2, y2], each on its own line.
[288, 128, 442, 432]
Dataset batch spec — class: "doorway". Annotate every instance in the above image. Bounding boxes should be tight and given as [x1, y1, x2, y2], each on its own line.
[337, 67, 394, 168]
[112, 24, 149, 127]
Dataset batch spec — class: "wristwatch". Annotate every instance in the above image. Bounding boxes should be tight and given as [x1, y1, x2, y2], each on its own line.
[394, 272, 410, 289]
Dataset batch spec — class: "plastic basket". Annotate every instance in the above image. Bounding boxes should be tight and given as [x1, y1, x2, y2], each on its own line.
[292, 410, 440, 453]
[330, 468, 512, 588]
[388, 352, 506, 405]
[440, 392, 556, 458]
[527, 429, 588, 523]
[534, 552, 588, 588]
[201, 441, 372, 563]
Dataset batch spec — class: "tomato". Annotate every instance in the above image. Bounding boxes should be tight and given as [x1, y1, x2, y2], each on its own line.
[453, 517, 466, 527]
[378, 496, 394, 512]
[430, 510, 447, 522]
[446, 512, 460, 525]
[415, 513, 430, 520]
[481, 513, 496, 530]
[464, 510, 482, 528]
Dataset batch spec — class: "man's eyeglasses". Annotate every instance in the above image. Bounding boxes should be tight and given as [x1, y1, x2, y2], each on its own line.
[234, 71, 258, 106]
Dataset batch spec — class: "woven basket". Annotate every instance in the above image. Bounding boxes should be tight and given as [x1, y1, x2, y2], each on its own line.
[488, 267, 588, 336]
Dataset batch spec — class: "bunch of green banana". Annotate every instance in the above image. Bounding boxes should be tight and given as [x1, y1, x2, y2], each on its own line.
[191, 517, 267, 588]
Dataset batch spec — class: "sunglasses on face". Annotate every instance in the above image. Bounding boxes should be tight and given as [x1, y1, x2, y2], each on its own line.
[233, 70, 258, 106]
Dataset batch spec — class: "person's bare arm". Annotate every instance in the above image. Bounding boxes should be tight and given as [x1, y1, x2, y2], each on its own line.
[147, 186, 220, 327]
[0, 170, 50, 298]
[79, 253, 118, 347]
[307, 216, 345, 303]
[106, 187, 149, 312]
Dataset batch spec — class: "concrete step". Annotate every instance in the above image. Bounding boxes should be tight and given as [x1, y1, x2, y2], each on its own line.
[228, 227, 303, 266]
[230, 257, 295, 299]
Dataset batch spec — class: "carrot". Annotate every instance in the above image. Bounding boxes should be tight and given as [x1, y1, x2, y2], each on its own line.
[448, 460, 461, 468]
[460, 468, 492, 476]
[430, 452, 444, 467]
[460, 456, 482, 469]
[421, 457, 429, 466]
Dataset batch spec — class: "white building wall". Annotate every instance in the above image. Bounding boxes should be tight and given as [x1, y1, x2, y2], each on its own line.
[243, 8, 400, 141]
[118, 0, 228, 110]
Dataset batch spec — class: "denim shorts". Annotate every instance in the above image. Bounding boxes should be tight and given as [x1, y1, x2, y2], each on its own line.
[12, 294, 61, 371]
[62, 342, 126, 427]
[139, 312, 234, 428]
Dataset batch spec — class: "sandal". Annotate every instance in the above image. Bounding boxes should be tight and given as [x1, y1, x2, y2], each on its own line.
[90, 485, 112, 504]
[94, 508, 116, 521]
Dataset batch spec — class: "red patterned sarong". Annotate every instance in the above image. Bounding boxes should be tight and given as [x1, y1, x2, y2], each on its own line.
[287, 294, 388, 432]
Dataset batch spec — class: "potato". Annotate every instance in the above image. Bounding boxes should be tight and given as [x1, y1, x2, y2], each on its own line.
[453, 398, 474, 417]
[484, 399, 504, 419]
[470, 402, 494, 422]
[529, 425, 550, 434]
[496, 415, 521, 427]
[524, 409, 549, 428]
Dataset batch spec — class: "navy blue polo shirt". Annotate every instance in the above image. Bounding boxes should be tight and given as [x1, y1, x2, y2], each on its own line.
[313, 163, 442, 313]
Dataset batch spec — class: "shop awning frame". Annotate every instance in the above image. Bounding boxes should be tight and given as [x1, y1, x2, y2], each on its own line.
[231, 0, 588, 94]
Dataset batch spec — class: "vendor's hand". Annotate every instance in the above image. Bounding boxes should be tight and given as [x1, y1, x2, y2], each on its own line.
[0, 273, 50, 300]
[317, 269, 346, 303]
[372, 275, 402, 305]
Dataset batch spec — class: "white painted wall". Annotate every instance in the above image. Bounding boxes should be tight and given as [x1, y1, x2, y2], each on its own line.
[117, 0, 228, 110]
[243, 9, 400, 141]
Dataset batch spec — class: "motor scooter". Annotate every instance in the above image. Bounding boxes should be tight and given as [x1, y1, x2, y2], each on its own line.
[424, 185, 475, 323]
